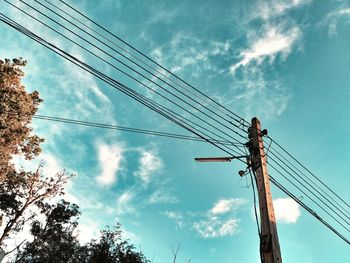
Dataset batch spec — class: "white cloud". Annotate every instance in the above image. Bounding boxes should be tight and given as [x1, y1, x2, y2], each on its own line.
[75, 219, 100, 244]
[148, 190, 178, 204]
[228, 23, 299, 119]
[162, 211, 186, 229]
[256, 0, 312, 20]
[134, 149, 163, 184]
[326, 8, 350, 36]
[232, 67, 291, 119]
[11, 152, 63, 177]
[96, 143, 123, 186]
[150, 34, 231, 78]
[116, 190, 134, 215]
[273, 198, 301, 223]
[193, 217, 240, 238]
[230, 26, 301, 73]
[163, 211, 183, 220]
[210, 198, 246, 215]
[192, 198, 245, 238]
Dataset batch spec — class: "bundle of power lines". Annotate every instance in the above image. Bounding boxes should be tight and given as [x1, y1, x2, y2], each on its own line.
[1, 0, 348, 246]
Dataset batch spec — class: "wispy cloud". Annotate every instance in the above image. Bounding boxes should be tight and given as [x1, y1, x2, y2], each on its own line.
[193, 217, 240, 238]
[325, 8, 350, 36]
[116, 190, 135, 215]
[232, 67, 291, 119]
[273, 198, 301, 223]
[192, 198, 245, 238]
[163, 198, 245, 238]
[210, 198, 246, 215]
[255, 0, 312, 20]
[230, 25, 301, 73]
[163, 211, 183, 220]
[96, 143, 124, 187]
[148, 189, 179, 204]
[150, 34, 231, 78]
[134, 148, 163, 184]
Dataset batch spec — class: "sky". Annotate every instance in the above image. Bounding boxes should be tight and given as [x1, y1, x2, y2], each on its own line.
[1, 0, 350, 262]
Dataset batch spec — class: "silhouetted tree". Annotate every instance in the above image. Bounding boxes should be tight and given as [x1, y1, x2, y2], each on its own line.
[14, 200, 80, 263]
[74, 225, 149, 263]
[0, 58, 149, 262]
[0, 165, 72, 247]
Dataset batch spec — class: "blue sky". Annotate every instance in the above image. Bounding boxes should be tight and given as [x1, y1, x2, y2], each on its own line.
[1, 0, 350, 262]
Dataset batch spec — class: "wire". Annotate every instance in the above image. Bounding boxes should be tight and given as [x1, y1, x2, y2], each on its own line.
[43, 0, 247, 133]
[5, 112, 244, 146]
[0, 13, 246, 162]
[267, 149, 350, 221]
[3, 1, 349, 246]
[8, 0, 246, 155]
[268, 145, 350, 218]
[268, 160, 350, 232]
[249, 168, 261, 236]
[57, 0, 250, 129]
[268, 135, 350, 210]
[35, 0, 248, 137]
[269, 175, 350, 246]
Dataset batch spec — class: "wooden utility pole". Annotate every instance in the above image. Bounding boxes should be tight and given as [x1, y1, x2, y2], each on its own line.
[195, 117, 282, 262]
[247, 117, 282, 263]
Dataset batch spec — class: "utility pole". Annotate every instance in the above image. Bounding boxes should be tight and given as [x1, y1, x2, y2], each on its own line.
[195, 117, 282, 263]
[247, 117, 282, 263]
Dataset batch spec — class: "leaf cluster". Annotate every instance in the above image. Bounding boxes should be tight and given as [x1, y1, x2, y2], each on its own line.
[0, 58, 43, 181]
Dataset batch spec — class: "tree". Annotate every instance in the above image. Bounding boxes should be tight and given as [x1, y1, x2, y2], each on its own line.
[74, 225, 149, 263]
[0, 58, 43, 181]
[0, 58, 149, 262]
[0, 164, 72, 247]
[14, 200, 80, 263]
[14, 221, 150, 263]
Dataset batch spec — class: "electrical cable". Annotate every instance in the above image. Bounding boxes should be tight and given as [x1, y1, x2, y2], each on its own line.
[3, 1, 349, 246]
[5, 111, 244, 146]
[249, 169, 261, 236]
[6, 0, 246, 154]
[43, 0, 247, 133]
[57, 0, 250, 129]
[0, 13, 246, 161]
[268, 135, 350, 210]
[269, 174, 350, 246]
[267, 144, 350, 217]
[267, 160, 350, 232]
[33, 0, 248, 138]
[267, 149, 350, 221]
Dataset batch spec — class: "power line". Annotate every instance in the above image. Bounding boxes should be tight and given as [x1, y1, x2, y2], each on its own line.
[267, 144, 350, 217]
[34, 0, 247, 137]
[19, 113, 244, 146]
[269, 174, 350, 245]
[267, 148, 350, 221]
[57, 0, 250, 129]
[7, 0, 246, 155]
[268, 160, 350, 233]
[2, 1, 349, 246]
[267, 135, 350, 210]
[0, 13, 245, 161]
[42, 0, 247, 133]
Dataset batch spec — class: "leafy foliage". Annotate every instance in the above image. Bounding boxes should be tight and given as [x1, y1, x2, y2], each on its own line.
[0, 165, 72, 245]
[0, 58, 71, 253]
[15, 215, 149, 263]
[76, 225, 149, 263]
[0, 58, 43, 181]
[0, 58, 149, 262]
[14, 200, 80, 263]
